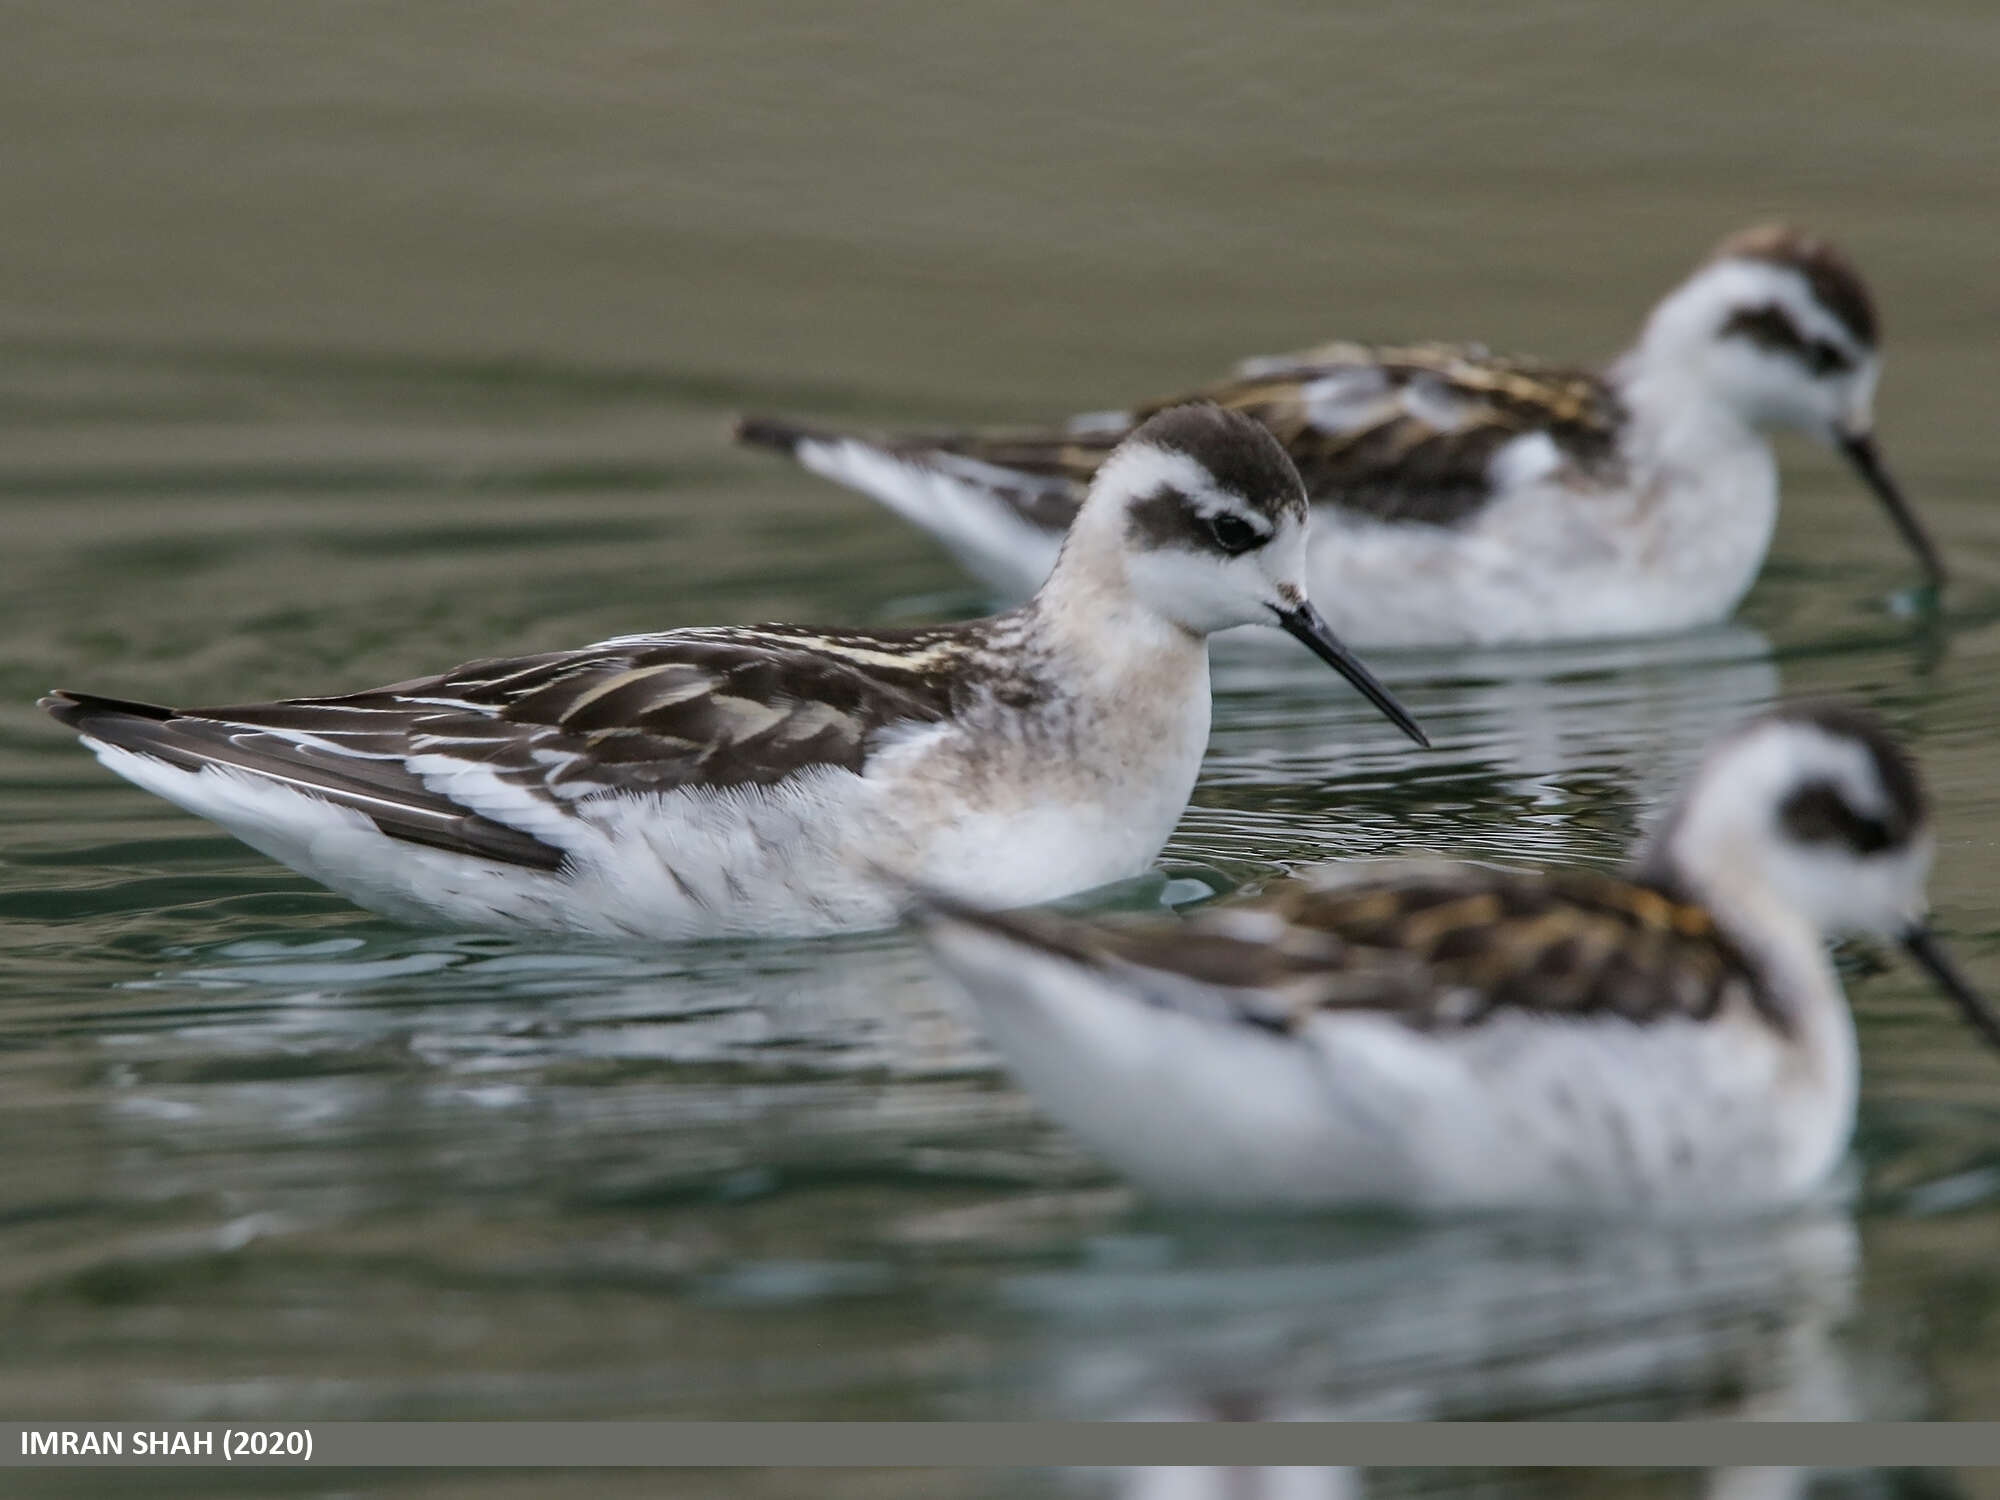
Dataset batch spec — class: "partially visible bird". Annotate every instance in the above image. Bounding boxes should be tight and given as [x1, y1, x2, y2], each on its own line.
[741, 225, 1940, 648]
[916, 703, 1996, 1212]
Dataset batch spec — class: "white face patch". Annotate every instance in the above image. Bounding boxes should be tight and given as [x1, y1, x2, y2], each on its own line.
[1663, 716, 1931, 938]
[1118, 509, 1311, 635]
[1055, 415, 1318, 637]
[1767, 830, 1933, 939]
[1637, 259, 1879, 437]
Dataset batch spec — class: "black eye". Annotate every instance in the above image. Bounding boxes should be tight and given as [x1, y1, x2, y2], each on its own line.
[1805, 339, 1852, 376]
[1206, 514, 1262, 555]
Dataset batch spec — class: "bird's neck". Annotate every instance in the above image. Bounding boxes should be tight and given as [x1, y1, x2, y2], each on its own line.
[1609, 275, 1770, 462]
[1029, 518, 1208, 701]
[1631, 817, 1840, 1049]
[1609, 352, 1762, 472]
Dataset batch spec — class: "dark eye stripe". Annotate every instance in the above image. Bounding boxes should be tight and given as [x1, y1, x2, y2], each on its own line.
[1124, 486, 1272, 555]
[1720, 304, 1855, 376]
[1778, 777, 1906, 855]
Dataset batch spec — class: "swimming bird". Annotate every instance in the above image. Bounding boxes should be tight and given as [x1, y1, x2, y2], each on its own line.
[739, 226, 1940, 649]
[915, 703, 1996, 1212]
[43, 405, 1426, 940]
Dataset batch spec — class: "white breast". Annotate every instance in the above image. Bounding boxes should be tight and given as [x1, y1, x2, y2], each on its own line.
[929, 914, 1855, 1214]
[868, 674, 1214, 909]
[1302, 427, 1780, 649]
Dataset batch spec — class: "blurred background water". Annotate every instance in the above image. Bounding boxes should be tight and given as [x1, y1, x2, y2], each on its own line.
[3, 1, 2000, 1491]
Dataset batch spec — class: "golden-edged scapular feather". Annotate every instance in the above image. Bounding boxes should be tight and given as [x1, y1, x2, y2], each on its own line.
[945, 861, 1775, 1038]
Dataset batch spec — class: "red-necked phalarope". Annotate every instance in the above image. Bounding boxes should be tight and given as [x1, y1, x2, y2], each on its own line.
[915, 703, 1997, 1213]
[740, 226, 1941, 649]
[44, 405, 1426, 941]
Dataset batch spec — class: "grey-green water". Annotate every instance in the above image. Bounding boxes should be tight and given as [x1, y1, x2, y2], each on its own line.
[4, 4, 2000, 1493]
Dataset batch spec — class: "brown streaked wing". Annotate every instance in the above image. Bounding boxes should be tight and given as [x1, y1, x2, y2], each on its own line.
[896, 343, 1624, 531]
[42, 690, 570, 871]
[1160, 343, 1625, 527]
[291, 632, 969, 799]
[162, 629, 984, 870]
[1086, 864, 1770, 1035]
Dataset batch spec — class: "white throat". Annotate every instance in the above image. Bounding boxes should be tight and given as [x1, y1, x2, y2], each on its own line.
[1032, 445, 1217, 684]
[1613, 269, 1771, 460]
[1032, 529, 1207, 699]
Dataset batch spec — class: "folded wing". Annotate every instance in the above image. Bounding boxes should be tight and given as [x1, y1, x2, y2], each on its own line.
[45, 629, 962, 871]
[752, 343, 1626, 534]
[950, 861, 1768, 1036]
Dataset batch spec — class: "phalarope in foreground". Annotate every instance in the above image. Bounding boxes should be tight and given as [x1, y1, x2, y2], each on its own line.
[916, 703, 1996, 1212]
[45, 405, 1425, 940]
[740, 226, 1940, 648]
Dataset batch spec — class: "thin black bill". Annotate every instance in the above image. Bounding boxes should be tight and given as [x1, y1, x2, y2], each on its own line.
[1271, 601, 1430, 748]
[1903, 925, 2000, 1052]
[1840, 432, 1946, 591]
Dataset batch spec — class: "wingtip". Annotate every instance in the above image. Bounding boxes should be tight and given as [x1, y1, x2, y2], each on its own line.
[734, 414, 828, 456]
[900, 884, 1106, 969]
[39, 689, 176, 732]
[863, 865, 973, 931]
[897, 881, 987, 932]
[888, 871, 1022, 933]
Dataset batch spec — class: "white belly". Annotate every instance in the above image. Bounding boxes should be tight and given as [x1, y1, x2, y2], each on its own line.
[873, 688, 1214, 911]
[87, 674, 1214, 941]
[1304, 454, 1781, 650]
[931, 917, 1853, 1214]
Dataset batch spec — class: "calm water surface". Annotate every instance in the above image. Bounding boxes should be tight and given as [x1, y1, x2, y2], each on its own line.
[4, 4, 2000, 1490]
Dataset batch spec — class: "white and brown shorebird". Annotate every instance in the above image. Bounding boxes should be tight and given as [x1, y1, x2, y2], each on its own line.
[916, 703, 1998, 1213]
[43, 405, 1426, 941]
[739, 225, 1942, 649]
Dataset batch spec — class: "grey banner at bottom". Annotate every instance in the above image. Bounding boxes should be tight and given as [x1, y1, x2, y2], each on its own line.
[4, 1422, 2000, 1467]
